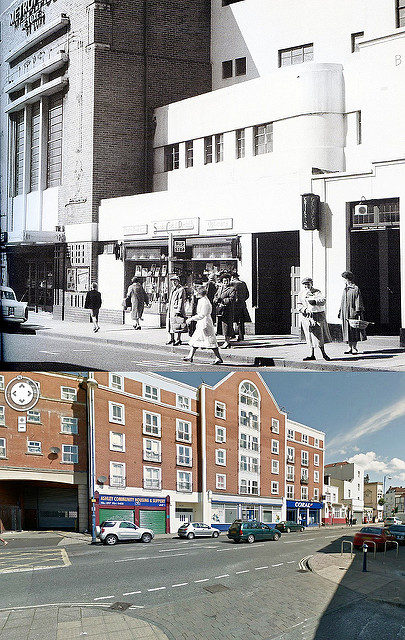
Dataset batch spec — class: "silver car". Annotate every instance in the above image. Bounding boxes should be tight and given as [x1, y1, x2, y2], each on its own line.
[97, 520, 154, 545]
[178, 522, 220, 539]
[0, 286, 28, 324]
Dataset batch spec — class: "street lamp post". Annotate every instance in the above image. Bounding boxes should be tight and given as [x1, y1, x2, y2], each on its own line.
[86, 373, 99, 543]
[383, 475, 392, 518]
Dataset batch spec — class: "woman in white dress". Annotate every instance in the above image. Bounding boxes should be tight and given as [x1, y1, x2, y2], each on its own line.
[183, 285, 224, 365]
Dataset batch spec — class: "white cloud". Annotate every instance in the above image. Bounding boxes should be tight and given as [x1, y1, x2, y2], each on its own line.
[347, 451, 405, 483]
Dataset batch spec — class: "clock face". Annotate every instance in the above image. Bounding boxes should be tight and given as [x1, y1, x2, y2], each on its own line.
[5, 376, 40, 411]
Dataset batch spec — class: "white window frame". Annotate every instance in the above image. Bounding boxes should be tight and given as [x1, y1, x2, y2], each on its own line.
[314, 470, 319, 483]
[301, 486, 309, 500]
[143, 384, 160, 402]
[271, 439, 279, 454]
[271, 481, 279, 495]
[61, 386, 77, 402]
[109, 401, 125, 425]
[301, 433, 308, 444]
[287, 428, 294, 440]
[314, 438, 319, 448]
[176, 418, 192, 443]
[143, 465, 162, 489]
[62, 444, 78, 463]
[143, 411, 161, 437]
[287, 446, 295, 462]
[215, 448, 226, 466]
[27, 440, 41, 454]
[215, 401, 226, 420]
[215, 425, 226, 443]
[286, 465, 294, 481]
[271, 418, 279, 434]
[110, 461, 126, 487]
[0, 437, 6, 458]
[60, 416, 78, 434]
[0, 376, 4, 391]
[109, 431, 125, 452]
[0, 406, 5, 426]
[176, 394, 190, 411]
[177, 470, 192, 492]
[286, 484, 294, 499]
[216, 473, 226, 490]
[271, 459, 279, 474]
[314, 453, 319, 466]
[143, 438, 161, 463]
[109, 373, 123, 391]
[314, 488, 319, 500]
[301, 450, 309, 466]
[301, 467, 309, 480]
[176, 443, 192, 467]
[27, 409, 41, 424]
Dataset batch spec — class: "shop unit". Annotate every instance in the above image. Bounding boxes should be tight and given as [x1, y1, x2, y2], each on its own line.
[325, 461, 364, 523]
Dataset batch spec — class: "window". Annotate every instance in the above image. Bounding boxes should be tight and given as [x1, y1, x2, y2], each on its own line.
[271, 481, 279, 495]
[164, 144, 179, 171]
[62, 444, 78, 463]
[314, 438, 319, 448]
[287, 484, 294, 499]
[236, 128, 245, 159]
[177, 394, 190, 411]
[301, 468, 309, 481]
[279, 43, 313, 67]
[143, 438, 161, 462]
[204, 136, 213, 164]
[176, 419, 192, 442]
[271, 439, 279, 454]
[301, 486, 309, 500]
[109, 402, 125, 425]
[287, 447, 295, 462]
[110, 431, 125, 452]
[143, 384, 159, 401]
[27, 410, 40, 424]
[240, 410, 258, 430]
[398, 0, 405, 27]
[240, 479, 258, 495]
[286, 465, 294, 481]
[215, 401, 226, 419]
[216, 473, 226, 490]
[314, 453, 319, 466]
[30, 103, 40, 192]
[271, 418, 279, 433]
[253, 123, 273, 155]
[314, 470, 319, 483]
[61, 417, 78, 434]
[215, 133, 224, 162]
[301, 450, 309, 466]
[110, 462, 126, 487]
[301, 434, 308, 444]
[47, 93, 63, 187]
[143, 411, 161, 437]
[109, 373, 123, 391]
[216, 449, 226, 466]
[240, 381, 259, 407]
[12, 110, 25, 196]
[177, 470, 192, 492]
[177, 444, 192, 466]
[222, 60, 233, 79]
[351, 31, 364, 52]
[287, 428, 295, 439]
[0, 376, 4, 390]
[144, 466, 161, 489]
[0, 407, 5, 426]
[61, 387, 77, 402]
[313, 488, 320, 500]
[240, 455, 259, 473]
[215, 425, 226, 443]
[0, 438, 6, 458]
[272, 459, 279, 474]
[27, 440, 41, 454]
[235, 56, 247, 76]
[185, 140, 193, 168]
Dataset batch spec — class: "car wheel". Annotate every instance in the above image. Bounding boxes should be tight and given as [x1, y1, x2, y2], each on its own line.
[273, 532, 280, 541]
[141, 533, 152, 543]
[187, 532, 195, 539]
[247, 534, 255, 544]
[212, 531, 219, 538]
[104, 534, 118, 546]
[286, 527, 291, 533]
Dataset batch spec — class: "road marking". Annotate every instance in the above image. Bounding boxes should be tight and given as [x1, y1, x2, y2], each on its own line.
[271, 563, 283, 567]
[214, 574, 229, 579]
[172, 583, 188, 588]
[194, 578, 209, 583]
[71, 349, 92, 352]
[129, 605, 145, 609]
[38, 351, 59, 355]
[122, 591, 142, 596]
[303, 538, 315, 541]
[93, 595, 115, 601]
[282, 541, 300, 544]
[114, 552, 187, 563]
[236, 570, 250, 574]
[148, 586, 166, 592]
[0, 548, 70, 574]
[324, 535, 339, 538]
[286, 561, 296, 564]
[298, 555, 313, 571]
[255, 566, 268, 570]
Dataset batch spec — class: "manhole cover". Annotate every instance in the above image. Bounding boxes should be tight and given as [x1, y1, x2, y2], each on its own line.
[203, 584, 230, 594]
[110, 602, 131, 611]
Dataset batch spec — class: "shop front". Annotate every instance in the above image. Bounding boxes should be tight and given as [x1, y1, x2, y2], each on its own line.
[286, 500, 323, 527]
[210, 494, 283, 531]
[96, 494, 169, 533]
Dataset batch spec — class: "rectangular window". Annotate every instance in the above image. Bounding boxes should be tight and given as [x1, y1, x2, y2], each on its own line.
[240, 455, 259, 473]
[61, 416, 78, 434]
[279, 43, 313, 67]
[143, 438, 161, 462]
[0, 376, 4, 390]
[204, 136, 213, 164]
[143, 466, 161, 489]
[301, 434, 308, 444]
[110, 462, 126, 487]
[301, 486, 309, 500]
[109, 431, 125, 452]
[314, 438, 319, 448]
[109, 402, 125, 425]
[0, 438, 6, 458]
[0, 407, 5, 426]
[235, 56, 247, 76]
[144, 384, 159, 401]
[253, 123, 273, 155]
[143, 411, 161, 437]
[272, 459, 279, 474]
[222, 60, 233, 78]
[240, 410, 258, 430]
[109, 373, 123, 391]
[176, 394, 190, 411]
[27, 410, 40, 424]
[287, 428, 295, 439]
[351, 31, 364, 52]
[12, 110, 25, 196]
[177, 444, 192, 466]
[239, 479, 258, 495]
[271, 481, 279, 495]
[314, 453, 319, 466]
[271, 418, 280, 433]
[216, 473, 226, 490]
[62, 444, 78, 463]
[215, 133, 224, 162]
[286, 484, 294, 499]
[301, 467, 309, 481]
[164, 144, 179, 171]
[287, 446, 295, 462]
[215, 425, 226, 443]
[286, 465, 294, 481]
[314, 488, 319, 500]
[216, 449, 226, 466]
[29, 103, 40, 192]
[236, 128, 245, 159]
[176, 419, 192, 442]
[177, 470, 192, 492]
[271, 439, 279, 454]
[314, 470, 319, 483]
[301, 450, 309, 466]
[398, 0, 405, 27]
[47, 93, 63, 187]
[185, 140, 193, 168]
[215, 401, 226, 419]
[27, 440, 41, 454]
[61, 386, 77, 402]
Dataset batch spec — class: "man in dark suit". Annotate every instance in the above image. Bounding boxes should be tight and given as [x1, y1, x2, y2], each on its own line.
[84, 282, 102, 332]
[231, 274, 251, 342]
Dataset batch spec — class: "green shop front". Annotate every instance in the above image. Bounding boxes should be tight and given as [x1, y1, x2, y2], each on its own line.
[96, 494, 170, 534]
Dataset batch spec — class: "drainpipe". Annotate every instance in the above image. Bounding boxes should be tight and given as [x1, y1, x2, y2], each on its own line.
[86, 373, 98, 542]
[200, 384, 208, 522]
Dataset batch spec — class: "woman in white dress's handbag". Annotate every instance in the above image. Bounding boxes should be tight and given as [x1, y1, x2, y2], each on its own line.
[183, 284, 224, 365]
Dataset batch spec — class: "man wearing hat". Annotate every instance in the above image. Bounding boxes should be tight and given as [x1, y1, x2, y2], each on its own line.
[297, 277, 331, 361]
[166, 275, 186, 345]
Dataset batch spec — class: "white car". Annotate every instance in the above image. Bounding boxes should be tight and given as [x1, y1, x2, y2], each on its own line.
[97, 520, 154, 545]
[0, 286, 28, 324]
[384, 516, 402, 526]
[178, 522, 220, 539]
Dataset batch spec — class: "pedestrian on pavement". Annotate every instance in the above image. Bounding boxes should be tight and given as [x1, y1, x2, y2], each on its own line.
[166, 275, 187, 346]
[205, 271, 218, 323]
[231, 273, 251, 342]
[183, 284, 223, 365]
[84, 283, 102, 333]
[126, 277, 149, 330]
[213, 272, 236, 349]
[338, 271, 366, 354]
[297, 277, 331, 361]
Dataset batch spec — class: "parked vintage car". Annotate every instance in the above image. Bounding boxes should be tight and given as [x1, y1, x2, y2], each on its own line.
[0, 286, 28, 324]
[353, 526, 396, 550]
[96, 520, 154, 545]
[274, 520, 305, 533]
[227, 520, 281, 544]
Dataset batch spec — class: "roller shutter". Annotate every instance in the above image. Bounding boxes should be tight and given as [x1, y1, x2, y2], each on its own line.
[139, 509, 166, 534]
[99, 509, 134, 525]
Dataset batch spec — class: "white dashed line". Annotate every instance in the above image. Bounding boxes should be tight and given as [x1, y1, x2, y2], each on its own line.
[215, 574, 229, 579]
[255, 566, 268, 571]
[148, 587, 166, 592]
[271, 563, 283, 567]
[39, 351, 59, 355]
[286, 561, 296, 564]
[122, 591, 142, 596]
[236, 570, 250, 574]
[282, 540, 300, 544]
[129, 605, 145, 609]
[194, 578, 209, 583]
[172, 583, 188, 588]
[93, 595, 115, 601]
[114, 553, 187, 563]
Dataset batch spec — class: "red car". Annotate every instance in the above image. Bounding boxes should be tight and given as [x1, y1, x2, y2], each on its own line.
[353, 526, 396, 551]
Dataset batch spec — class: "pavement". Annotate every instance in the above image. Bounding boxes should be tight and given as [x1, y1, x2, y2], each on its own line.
[9, 310, 405, 371]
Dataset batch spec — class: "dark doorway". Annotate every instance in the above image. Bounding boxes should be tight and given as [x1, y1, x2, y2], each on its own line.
[350, 229, 400, 334]
[252, 231, 300, 334]
[7, 246, 55, 312]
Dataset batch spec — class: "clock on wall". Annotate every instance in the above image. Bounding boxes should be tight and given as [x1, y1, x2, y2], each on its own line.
[5, 376, 40, 411]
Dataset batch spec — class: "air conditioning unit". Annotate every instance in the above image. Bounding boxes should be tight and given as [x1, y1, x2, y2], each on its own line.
[354, 203, 368, 217]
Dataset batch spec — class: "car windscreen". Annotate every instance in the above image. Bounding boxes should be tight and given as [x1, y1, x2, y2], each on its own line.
[360, 527, 383, 534]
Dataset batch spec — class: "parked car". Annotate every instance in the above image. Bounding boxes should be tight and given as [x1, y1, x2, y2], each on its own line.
[387, 524, 405, 544]
[178, 522, 220, 539]
[227, 520, 281, 544]
[384, 516, 402, 526]
[353, 526, 396, 550]
[0, 286, 28, 324]
[275, 520, 305, 533]
[97, 520, 154, 545]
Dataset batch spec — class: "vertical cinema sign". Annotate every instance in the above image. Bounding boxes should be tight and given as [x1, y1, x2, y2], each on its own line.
[10, 0, 58, 36]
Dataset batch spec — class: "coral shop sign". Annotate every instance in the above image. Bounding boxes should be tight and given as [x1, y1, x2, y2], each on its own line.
[10, 0, 58, 36]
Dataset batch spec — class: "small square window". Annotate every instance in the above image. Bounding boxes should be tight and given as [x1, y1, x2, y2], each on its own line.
[27, 440, 41, 454]
[61, 416, 78, 434]
[62, 444, 78, 463]
[235, 57, 246, 76]
[61, 387, 77, 402]
[301, 434, 308, 444]
[216, 473, 226, 490]
[253, 123, 273, 155]
[215, 425, 226, 443]
[287, 428, 294, 440]
[144, 384, 159, 401]
[222, 60, 233, 79]
[109, 401, 125, 425]
[109, 373, 123, 391]
[143, 438, 161, 463]
[215, 449, 226, 466]
[177, 470, 192, 492]
[143, 411, 161, 437]
[27, 410, 40, 424]
[176, 419, 192, 442]
[110, 431, 125, 452]
[271, 481, 279, 495]
[177, 395, 190, 411]
[215, 401, 226, 420]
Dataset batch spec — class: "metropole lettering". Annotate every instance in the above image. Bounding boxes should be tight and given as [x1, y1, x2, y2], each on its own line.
[10, 0, 58, 35]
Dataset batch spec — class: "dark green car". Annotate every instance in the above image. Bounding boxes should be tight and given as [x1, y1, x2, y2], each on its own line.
[275, 521, 305, 533]
[227, 520, 281, 544]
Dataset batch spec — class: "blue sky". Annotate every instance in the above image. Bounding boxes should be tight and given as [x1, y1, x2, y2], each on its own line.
[164, 372, 405, 485]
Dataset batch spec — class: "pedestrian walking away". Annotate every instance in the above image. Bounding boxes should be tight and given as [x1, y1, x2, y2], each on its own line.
[125, 276, 149, 330]
[166, 275, 187, 346]
[338, 271, 367, 354]
[213, 272, 236, 349]
[183, 284, 224, 365]
[231, 273, 251, 342]
[297, 277, 331, 361]
[84, 282, 102, 333]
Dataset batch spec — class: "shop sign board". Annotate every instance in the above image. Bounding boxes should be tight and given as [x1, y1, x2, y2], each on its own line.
[123, 225, 148, 236]
[99, 495, 166, 507]
[152, 218, 199, 236]
[206, 218, 233, 231]
[286, 500, 323, 509]
[23, 230, 65, 243]
[10, 0, 58, 36]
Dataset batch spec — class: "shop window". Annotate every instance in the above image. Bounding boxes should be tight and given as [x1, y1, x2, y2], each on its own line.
[216, 449, 226, 466]
[272, 459, 279, 474]
[177, 444, 192, 466]
[271, 481, 279, 495]
[398, 0, 405, 27]
[176, 419, 191, 442]
[235, 56, 246, 76]
[143, 438, 161, 462]
[215, 133, 224, 162]
[61, 417, 78, 434]
[62, 444, 78, 463]
[176, 394, 190, 411]
[164, 144, 179, 171]
[177, 470, 192, 492]
[27, 410, 40, 424]
[287, 485, 294, 499]
[351, 31, 364, 52]
[215, 425, 226, 443]
[110, 431, 125, 452]
[216, 474, 226, 490]
[236, 128, 245, 159]
[27, 440, 41, 454]
[0, 407, 5, 426]
[61, 386, 77, 402]
[143, 411, 161, 437]
[185, 140, 193, 168]
[110, 462, 126, 487]
[47, 93, 63, 188]
[109, 373, 123, 391]
[279, 43, 313, 66]
[109, 402, 125, 425]
[204, 136, 213, 164]
[271, 418, 279, 433]
[143, 384, 160, 401]
[222, 60, 233, 78]
[0, 438, 6, 458]
[215, 401, 226, 419]
[29, 103, 40, 192]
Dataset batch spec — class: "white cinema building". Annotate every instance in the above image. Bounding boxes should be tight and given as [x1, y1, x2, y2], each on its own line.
[97, 0, 405, 341]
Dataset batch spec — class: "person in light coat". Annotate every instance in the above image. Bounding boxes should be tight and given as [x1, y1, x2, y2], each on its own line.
[126, 277, 149, 330]
[297, 277, 331, 361]
[166, 275, 186, 345]
[183, 284, 224, 365]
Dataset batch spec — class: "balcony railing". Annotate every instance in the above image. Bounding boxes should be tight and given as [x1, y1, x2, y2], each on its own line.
[287, 456, 295, 463]
[300, 477, 309, 485]
[301, 460, 309, 466]
[286, 476, 295, 482]
[143, 479, 161, 490]
[143, 451, 162, 463]
[110, 476, 126, 488]
[177, 482, 192, 493]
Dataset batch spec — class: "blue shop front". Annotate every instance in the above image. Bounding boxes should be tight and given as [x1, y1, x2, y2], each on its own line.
[96, 493, 169, 533]
[286, 500, 323, 527]
[210, 494, 284, 531]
